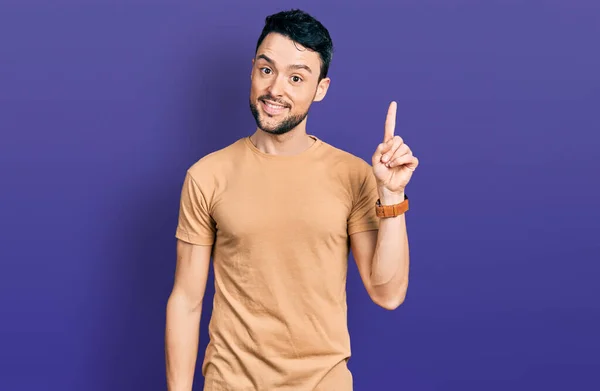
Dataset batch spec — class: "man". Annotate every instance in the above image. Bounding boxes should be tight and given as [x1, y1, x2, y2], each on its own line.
[165, 9, 419, 391]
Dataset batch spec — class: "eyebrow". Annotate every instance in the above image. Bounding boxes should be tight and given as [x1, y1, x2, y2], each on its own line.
[256, 54, 313, 74]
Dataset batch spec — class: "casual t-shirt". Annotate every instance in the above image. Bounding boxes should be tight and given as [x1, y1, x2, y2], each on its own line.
[175, 135, 380, 390]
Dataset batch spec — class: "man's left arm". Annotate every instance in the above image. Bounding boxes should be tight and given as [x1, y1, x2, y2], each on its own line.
[351, 190, 409, 310]
[350, 101, 419, 310]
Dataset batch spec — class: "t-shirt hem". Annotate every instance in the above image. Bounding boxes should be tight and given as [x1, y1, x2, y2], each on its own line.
[175, 227, 214, 246]
[347, 223, 379, 235]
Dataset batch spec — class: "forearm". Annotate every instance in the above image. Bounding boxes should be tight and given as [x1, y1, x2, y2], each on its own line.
[165, 292, 202, 391]
[369, 188, 410, 305]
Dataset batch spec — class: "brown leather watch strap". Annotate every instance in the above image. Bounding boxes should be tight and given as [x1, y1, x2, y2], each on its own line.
[375, 195, 409, 218]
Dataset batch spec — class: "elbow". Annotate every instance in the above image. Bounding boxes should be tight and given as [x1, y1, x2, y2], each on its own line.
[377, 293, 406, 311]
[372, 286, 408, 311]
[167, 290, 203, 314]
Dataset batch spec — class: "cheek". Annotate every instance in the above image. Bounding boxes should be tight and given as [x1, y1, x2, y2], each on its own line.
[249, 79, 261, 96]
[250, 75, 267, 93]
[290, 89, 313, 109]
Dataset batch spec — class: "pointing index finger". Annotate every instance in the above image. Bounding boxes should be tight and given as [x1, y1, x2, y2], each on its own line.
[384, 101, 397, 142]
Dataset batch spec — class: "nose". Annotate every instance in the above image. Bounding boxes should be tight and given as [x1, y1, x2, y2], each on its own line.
[267, 74, 286, 98]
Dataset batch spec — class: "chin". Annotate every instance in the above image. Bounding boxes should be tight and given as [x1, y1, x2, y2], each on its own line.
[249, 99, 307, 135]
[259, 121, 294, 135]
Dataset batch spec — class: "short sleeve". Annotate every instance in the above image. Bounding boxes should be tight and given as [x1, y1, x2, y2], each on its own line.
[347, 163, 380, 235]
[175, 171, 216, 245]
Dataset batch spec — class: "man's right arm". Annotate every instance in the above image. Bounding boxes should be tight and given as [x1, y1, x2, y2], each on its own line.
[165, 239, 212, 391]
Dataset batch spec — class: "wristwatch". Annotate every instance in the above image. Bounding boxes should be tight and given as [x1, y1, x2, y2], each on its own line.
[375, 193, 409, 218]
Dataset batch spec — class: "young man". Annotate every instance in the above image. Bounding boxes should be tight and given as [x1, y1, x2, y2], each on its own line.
[165, 9, 419, 391]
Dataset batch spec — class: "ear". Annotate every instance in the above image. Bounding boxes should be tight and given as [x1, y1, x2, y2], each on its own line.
[313, 77, 331, 102]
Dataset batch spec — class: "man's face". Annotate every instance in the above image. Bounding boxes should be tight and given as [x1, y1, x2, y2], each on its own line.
[249, 32, 330, 135]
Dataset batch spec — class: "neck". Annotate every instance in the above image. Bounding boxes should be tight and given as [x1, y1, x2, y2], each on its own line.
[250, 128, 315, 156]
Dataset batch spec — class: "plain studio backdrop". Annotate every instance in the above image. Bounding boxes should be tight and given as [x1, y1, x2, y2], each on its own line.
[0, 0, 598, 390]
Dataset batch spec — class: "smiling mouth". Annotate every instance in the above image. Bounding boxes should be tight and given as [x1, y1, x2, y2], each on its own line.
[261, 100, 288, 115]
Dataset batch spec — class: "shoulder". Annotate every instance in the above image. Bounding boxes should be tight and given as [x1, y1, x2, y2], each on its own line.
[314, 138, 377, 203]
[318, 138, 374, 179]
[186, 138, 245, 183]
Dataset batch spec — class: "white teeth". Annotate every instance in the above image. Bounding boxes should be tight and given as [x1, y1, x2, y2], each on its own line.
[265, 101, 285, 109]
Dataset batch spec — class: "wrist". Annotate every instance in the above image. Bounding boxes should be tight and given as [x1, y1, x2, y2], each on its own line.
[377, 187, 405, 205]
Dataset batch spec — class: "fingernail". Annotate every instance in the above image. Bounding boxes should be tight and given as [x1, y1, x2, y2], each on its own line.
[382, 154, 389, 162]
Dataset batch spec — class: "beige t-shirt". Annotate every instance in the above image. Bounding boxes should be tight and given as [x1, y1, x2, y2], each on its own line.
[175, 135, 380, 390]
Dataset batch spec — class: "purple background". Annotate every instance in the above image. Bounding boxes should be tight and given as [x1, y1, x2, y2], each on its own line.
[1, 1, 599, 390]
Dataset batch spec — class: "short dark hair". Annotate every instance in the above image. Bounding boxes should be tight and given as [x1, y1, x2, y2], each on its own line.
[255, 9, 334, 80]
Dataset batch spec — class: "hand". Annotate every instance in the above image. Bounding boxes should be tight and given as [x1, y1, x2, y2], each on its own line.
[371, 101, 419, 197]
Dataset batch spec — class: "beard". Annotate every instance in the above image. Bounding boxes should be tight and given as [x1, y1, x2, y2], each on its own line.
[249, 96, 309, 135]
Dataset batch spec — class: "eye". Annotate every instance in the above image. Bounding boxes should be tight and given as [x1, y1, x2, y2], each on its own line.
[291, 75, 303, 83]
[260, 67, 272, 75]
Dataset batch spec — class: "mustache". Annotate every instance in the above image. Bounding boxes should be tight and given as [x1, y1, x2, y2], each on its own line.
[258, 95, 290, 108]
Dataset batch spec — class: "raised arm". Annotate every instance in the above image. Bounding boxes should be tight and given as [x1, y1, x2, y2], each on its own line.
[165, 239, 212, 391]
[350, 101, 418, 310]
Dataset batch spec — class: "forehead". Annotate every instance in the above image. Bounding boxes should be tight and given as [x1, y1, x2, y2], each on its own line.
[256, 32, 321, 70]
